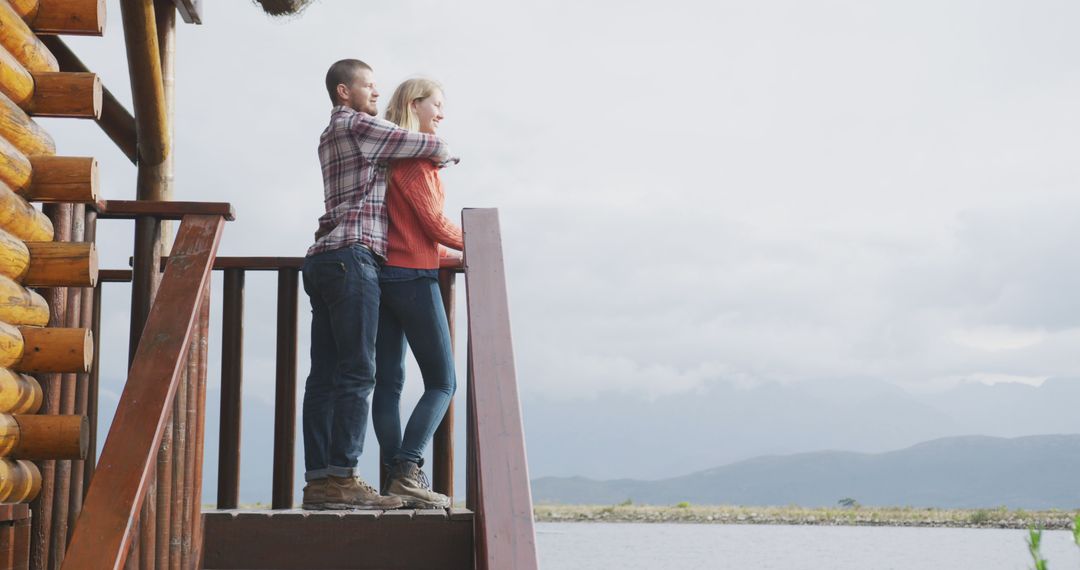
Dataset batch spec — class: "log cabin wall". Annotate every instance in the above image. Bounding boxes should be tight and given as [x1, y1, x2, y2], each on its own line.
[0, 1, 107, 569]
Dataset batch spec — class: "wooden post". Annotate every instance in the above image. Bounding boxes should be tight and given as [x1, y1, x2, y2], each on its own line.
[433, 269, 456, 498]
[217, 268, 243, 510]
[68, 207, 96, 544]
[271, 268, 298, 509]
[30, 201, 68, 570]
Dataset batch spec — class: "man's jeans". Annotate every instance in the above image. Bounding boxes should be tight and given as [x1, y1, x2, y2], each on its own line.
[372, 266, 457, 466]
[301, 244, 381, 481]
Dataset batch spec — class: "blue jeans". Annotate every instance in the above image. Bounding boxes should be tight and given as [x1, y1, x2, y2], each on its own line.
[301, 244, 381, 481]
[372, 266, 457, 466]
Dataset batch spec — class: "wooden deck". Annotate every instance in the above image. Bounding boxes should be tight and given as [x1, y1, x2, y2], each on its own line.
[201, 508, 475, 570]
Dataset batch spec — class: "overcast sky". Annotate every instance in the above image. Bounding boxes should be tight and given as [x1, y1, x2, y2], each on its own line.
[40, 1, 1080, 485]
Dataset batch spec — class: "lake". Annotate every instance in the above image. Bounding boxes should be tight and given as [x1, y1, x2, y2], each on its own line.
[536, 522, 1080, 569]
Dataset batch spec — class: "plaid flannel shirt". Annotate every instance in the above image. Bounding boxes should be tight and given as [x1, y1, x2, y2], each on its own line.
[307, 106, 450, 259]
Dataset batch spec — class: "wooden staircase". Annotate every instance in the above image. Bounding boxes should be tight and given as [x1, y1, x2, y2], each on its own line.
[202, 509, 475, 570]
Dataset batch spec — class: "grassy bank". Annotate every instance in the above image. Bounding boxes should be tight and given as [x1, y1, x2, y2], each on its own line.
[534, 503, 1079, 530]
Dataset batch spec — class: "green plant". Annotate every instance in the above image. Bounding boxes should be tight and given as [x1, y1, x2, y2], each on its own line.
[1027, 526, 1048, 570]
[675, 501, 690, 509]
[969, 509, 992, 525]
[618, 498, 633, 507]
[838, 498, 859, 508]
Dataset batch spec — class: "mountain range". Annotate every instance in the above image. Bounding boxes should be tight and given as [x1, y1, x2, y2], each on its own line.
[532, 434, 1080, 509]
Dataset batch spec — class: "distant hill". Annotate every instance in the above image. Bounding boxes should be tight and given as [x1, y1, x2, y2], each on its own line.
[532, 434, 1080, 509]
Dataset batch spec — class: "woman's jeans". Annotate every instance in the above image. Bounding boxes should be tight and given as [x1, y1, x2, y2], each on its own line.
[372, 266, 457, 466]
[301, 244, 381, 481]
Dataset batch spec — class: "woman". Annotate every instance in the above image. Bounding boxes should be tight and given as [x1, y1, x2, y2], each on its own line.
[372, 78, 462, 508]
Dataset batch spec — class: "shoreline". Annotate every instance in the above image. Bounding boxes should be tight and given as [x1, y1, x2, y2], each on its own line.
[533, 504, 1080, 530]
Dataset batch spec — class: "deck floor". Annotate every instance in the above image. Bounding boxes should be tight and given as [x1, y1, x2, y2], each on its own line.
[201, 508, 474, 570]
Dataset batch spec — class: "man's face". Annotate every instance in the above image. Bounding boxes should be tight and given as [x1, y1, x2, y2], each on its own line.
[339, 69, 379, 115]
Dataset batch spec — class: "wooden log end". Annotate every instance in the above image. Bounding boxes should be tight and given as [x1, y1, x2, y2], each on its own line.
[10, 414, 87, 460]
[0, 275, 48, 326]
[0, 458, 40, 502]
[29, 0, 105, 36]
[28, 72, 101, 119]
[24, 155, 99, 203]
[14, 326, 91, 373]
[24, 241, 96, 287]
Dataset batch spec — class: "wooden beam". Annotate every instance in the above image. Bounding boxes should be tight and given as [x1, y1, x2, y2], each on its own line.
[13, 0, 106, 36]
[24, 156, 99, 203]
[0, 90, 55, 157]
[120, 0, 168, 170]
[0, 274, 48, 326]
[0, 458, 40, 502]
[462, 208, 539, 570]
[28, 72, 101, 118]
[0, 366, 41, 413]
[96, 200, 235, 221]
[0, 1, 57, 72]
[0, 180, 54, 241]
[12, 326, 93, 373]
[170, 0, 199, 24]
[38, 37, 136, 163]
[0, 414, 87, 460]
[23, 241, 98, 287]
[60, 214, 224, 570]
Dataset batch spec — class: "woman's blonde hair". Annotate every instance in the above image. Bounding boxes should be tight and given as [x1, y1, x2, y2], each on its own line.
[384, 78, 443, 132]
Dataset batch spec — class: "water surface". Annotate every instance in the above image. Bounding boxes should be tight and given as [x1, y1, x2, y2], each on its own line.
[536, 522, 1080, 569]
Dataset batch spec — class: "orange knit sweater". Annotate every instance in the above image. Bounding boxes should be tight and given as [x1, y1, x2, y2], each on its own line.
[385, 158, 464, 269]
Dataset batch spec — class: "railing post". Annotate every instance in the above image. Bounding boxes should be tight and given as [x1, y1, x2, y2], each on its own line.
[272, 268, 299, 509]
[433, 269, 456, 498]
[217, 268, 244, 510]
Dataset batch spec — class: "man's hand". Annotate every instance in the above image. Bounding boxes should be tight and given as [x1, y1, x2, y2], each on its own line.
[439, 251, 464, 269]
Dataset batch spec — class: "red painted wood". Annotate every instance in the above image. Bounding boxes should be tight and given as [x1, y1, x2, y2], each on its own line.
[60, 214, 224, 570]
[96, 200, 235, 221]
[461, 208, 538, 570]
[272, 268, 299, 509]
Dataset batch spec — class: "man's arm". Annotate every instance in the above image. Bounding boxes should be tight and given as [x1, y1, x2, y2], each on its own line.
[350, 114, 451, 162]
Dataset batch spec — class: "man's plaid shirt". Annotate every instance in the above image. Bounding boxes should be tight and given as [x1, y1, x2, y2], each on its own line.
[307, 106, 449, 259]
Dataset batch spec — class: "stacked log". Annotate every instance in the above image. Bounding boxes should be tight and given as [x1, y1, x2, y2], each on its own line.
[0, 3, 108, 569]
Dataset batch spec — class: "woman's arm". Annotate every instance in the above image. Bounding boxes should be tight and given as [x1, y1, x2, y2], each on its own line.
[392, 160, 464, 250]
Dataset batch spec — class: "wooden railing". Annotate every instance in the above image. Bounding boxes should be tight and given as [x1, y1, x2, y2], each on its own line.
[461, 208, 538, 570]
[82, 206, 537, 569]
[61, 207, 227, 570]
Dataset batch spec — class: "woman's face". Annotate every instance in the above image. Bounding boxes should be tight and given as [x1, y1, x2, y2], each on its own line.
[411, 90, 444, 134]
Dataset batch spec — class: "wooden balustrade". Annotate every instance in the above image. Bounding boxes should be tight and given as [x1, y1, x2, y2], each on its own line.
[62, 213, 224, 570]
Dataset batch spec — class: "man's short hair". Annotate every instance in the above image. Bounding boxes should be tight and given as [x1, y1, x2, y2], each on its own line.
[325, 59, 372, 104]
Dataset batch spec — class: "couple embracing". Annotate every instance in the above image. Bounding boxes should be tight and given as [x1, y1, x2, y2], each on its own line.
[300, 59, 462, 511]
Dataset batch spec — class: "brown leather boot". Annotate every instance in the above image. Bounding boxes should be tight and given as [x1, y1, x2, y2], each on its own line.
[301, 478, 328, 510]
[386, 461, 451, 509]
[324, 475, 404, 510]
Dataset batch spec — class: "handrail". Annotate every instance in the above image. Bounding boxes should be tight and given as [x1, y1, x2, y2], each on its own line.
[61, 214, 224, 570]
[462, 208, 539, 570]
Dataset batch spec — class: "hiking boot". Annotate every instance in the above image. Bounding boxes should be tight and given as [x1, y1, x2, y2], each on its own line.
[386, 461, 451, 509]
[301, 478, 328, 510]
[324, 475, 403, 510]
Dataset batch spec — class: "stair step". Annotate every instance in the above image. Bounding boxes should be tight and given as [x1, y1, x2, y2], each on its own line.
[201, 508, 474, 569]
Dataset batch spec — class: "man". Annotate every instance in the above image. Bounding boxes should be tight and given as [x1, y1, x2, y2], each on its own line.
[301, 59, 452, 510]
